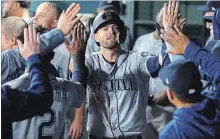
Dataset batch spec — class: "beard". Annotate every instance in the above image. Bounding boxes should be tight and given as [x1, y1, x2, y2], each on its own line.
[101, 33, 120, 49]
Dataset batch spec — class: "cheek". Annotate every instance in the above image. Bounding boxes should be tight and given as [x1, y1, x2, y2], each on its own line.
[1, 35, 10, 49]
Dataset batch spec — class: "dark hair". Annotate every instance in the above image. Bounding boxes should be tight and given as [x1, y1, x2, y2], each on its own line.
[17, 1, 31, 9]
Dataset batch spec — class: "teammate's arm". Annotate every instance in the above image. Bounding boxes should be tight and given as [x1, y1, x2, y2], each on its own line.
[66, 21, 88, 139]
[40, 3, 82, 55]
[1, 26, 53, 122]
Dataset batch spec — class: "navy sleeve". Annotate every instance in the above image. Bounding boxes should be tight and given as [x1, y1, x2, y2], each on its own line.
[146, 56, 161, 78]
[146, 43, 171, 77]
[71, 53, 87, 88]
[40, 28, 64, 55]
[184, 41, 220, 82]
[184, 41, 220, 100]
[1, 54, 53, 122]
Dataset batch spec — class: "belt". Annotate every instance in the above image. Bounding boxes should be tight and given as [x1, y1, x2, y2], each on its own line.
[89, 134, 142, 139]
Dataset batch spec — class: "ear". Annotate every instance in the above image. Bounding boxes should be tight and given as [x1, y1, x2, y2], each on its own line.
[51, 20, 58, 29]
[167, 88, 174, 101]
[94, 33, 100, 43]
[13, 2, 20, 10]
[9, 37, 17, 46]
[97, 9, 103, 14]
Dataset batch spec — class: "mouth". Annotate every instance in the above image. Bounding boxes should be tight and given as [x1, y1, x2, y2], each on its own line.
[107, 36, 116, 40]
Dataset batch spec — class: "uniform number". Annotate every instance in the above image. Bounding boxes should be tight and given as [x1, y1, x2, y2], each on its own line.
[38, 108, 56, 139]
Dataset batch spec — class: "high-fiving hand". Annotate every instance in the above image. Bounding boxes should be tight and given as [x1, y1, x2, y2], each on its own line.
[17, 26, 40, 60]
[65, 22, 88, 55]
[57, 3, 82, 36]
[163, 0, 180, 29]
[160, 25, 190, 55]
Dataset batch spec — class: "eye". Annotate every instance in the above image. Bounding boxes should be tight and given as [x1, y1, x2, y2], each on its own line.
[103, 27, 108, 31]
[113, 26, 119, 32]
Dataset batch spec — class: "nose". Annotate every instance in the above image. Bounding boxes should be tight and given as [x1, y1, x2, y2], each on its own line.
[33, 15, 38, 23]
[108, 27, 116, 35]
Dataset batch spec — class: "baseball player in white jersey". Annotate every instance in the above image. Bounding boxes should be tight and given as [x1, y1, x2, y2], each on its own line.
[4, 57, 85, 139]
[68, 11, 165, 139]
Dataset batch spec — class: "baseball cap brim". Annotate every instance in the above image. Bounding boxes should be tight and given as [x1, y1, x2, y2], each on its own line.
[203, 16, 213, 22]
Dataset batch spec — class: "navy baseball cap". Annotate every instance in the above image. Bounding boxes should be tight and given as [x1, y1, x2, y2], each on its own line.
[203, 15, 213, 22]
[97, 0, 122, 13]
[159, 60, 202, 96]
[197, 1, 220, 12]
[93, 11, 124, 33]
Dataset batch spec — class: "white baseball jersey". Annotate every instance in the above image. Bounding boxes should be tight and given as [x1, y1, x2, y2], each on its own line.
[4, 73, 85, 139]
[85, 51, 152, 138]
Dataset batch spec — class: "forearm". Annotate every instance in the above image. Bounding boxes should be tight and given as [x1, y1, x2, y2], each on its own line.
[184, 41, 220, 81]
[71, 52, 88, 88]
[74, 101, 85, 121]
[40, 28, 64, 55]
[5, 54, 53, 121]
[166, 42, 185, 62]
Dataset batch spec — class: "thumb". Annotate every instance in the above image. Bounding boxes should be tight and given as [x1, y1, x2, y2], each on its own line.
[64, 38, 71, 47]
[17, 39, 23, 49]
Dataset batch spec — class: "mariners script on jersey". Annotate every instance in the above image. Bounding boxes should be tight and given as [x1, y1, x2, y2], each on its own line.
[86, 51, 152, 138]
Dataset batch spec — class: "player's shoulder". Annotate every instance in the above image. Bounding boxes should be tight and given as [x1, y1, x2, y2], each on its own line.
[86, 51, 101, 58]
[1, 48, 19, 59]
[85, 51, 102, 65]
[128, 51, 155, 57]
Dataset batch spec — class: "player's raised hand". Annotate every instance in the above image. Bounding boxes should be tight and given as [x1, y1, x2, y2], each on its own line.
[17, 26, 40, 60]
[69, 119, 83, 139]
[163, 0, 179, 29]
[65, 22, 88, 55]
[160, 25, 190, 55]
[57, 3, 83, 36]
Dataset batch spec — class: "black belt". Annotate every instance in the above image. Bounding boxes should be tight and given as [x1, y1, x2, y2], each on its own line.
[89, 134, 142, 139]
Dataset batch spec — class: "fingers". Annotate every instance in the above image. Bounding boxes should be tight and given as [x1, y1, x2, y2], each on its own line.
[71, 15, 83, 27]
[64, 38, 70, 50]
[33, 26, 37, 43]
[174, 25, 184, 36]
[23, 28, 28, 45]
[71, 130, 77, 139]
[77, 23, 81, 39]
[178, 18, 187, 29]
[174, 1, 179, 18]
[167, 0, 171, 14]
[17, 39, 23, 49]
[75, 130, 80, 139]
[171, 1, 176, 16]
[36, 33, 40, 44]
[163, 3, 167, 16]
[65, 3, 76, 17]
[80, 24, 84, 39]
[28, 26, 33, 43]
[70, 5, 81, 20]
[59, 10, 65, 18]
[73, 24, 78, 41]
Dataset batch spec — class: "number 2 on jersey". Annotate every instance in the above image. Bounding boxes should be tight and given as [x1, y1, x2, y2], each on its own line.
[38, 108, 56, 139]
